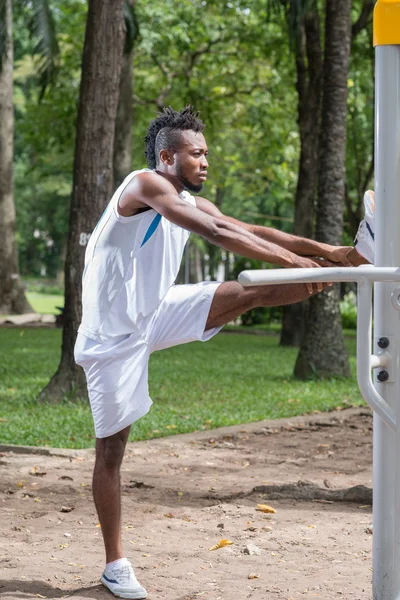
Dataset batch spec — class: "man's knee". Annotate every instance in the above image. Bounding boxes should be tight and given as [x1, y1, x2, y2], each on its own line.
[95, 426, 130, 470]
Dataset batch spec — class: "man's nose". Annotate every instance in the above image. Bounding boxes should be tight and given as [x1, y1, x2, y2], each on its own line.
[201, 156, 209, 168]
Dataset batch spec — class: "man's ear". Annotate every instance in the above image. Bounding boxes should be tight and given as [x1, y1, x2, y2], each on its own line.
[159, 149, 174, 166]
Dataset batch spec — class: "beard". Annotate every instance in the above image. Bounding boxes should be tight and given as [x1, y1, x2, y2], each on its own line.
[176, 162, 203, 193]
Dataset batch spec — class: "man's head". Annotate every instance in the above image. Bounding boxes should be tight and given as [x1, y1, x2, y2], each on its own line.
[144, 106, 208, 193]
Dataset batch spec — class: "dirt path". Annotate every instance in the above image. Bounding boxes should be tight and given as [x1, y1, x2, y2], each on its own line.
[0, 408, 373, 600]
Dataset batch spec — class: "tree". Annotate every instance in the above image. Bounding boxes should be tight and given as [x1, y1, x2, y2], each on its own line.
[278, 0, 323, 346]
[0, 0, 60, 313]
[113, 0, 138, 188]
[278, 0, 374, 346]
[294, 0, 353, 378]
[0, 0, 30, 314]
[40, 0, 126, 400]
[0, 0, 36, 314]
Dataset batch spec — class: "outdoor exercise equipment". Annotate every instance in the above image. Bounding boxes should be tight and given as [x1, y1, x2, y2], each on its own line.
[239, 2, 400, 598]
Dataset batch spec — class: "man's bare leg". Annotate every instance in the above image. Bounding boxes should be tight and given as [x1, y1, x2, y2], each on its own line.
[93, 425, 131, 563]
[206, 245, 370, 330]
[206, 281, 318, 330]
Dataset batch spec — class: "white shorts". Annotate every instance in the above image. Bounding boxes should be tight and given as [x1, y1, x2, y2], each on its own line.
[74, 282, 222, 438]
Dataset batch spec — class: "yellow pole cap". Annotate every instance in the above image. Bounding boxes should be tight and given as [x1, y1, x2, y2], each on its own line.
[374, 0, 400, 46]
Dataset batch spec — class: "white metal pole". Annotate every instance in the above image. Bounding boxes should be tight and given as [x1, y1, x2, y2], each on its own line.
[374, 1, 400, 593]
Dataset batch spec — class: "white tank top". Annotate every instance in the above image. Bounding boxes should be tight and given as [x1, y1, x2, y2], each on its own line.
[78, 169, 195, 342]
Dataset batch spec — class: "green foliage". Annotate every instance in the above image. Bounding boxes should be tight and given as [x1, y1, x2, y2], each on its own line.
[340, 291, 357, 330]
[27, 0, 59, 96]
[11, 0, 374, 280]
[0, 329, 363, 449]
[13, 0, 86, 277]
[123, 0, 139, 53]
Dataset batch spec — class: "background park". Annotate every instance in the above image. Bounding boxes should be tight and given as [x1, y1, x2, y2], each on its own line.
[0, 2, 377, 599]
[0, 0, 374, 449]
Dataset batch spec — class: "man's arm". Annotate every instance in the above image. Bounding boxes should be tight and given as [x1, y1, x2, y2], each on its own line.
[195, 196, 354, 266]
[120, 172, 323, 276]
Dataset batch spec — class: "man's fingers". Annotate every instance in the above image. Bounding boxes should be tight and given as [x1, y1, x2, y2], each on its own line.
[308, 281, 333, 294]
[313, 258, 336, 267]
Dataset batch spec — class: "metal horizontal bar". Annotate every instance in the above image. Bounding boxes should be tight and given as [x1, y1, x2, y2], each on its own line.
[237, 267, 398, 431]
[238, 266, 400, 286]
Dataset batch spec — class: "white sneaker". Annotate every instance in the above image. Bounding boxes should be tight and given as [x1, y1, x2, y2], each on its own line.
[101, 560, 147, 599]
[354, 190, 375, 264]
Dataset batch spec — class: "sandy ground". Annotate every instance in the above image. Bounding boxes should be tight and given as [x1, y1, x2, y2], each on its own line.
[0, 407, 373, 600]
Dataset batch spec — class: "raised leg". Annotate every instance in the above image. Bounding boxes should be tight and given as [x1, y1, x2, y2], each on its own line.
[93, 425, 131, 563]
[206, 281, 319, 330]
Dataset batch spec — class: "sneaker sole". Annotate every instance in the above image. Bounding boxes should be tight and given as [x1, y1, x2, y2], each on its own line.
[101, 578, 147, 599]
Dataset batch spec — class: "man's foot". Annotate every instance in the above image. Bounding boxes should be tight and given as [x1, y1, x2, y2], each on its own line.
[354, 190, 375, 264]
[101, 559, 147, 599]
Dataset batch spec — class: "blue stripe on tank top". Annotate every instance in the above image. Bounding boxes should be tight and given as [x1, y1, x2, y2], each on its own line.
[140, 213, 162, 247]
[366, 221, 375, 240]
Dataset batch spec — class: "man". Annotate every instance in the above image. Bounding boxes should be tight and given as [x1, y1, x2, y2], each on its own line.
[74, 106, 372, 599]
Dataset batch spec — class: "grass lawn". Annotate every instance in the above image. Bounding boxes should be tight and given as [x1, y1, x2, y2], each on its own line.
[26, 292, 63, 315]
[0, 328, 364, 449]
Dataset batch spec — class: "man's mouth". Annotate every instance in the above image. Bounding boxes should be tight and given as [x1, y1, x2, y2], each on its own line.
[199, 172, 207, 181]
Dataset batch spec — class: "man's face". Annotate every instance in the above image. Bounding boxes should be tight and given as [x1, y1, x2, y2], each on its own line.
[173, 131, 209, 193]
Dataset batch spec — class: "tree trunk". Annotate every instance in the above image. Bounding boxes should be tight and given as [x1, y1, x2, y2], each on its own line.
[280, 6, 322, 346]
[0, 0, 32, 315]
[40, 0, 125, 401]
[113, 0, 134, 189]
[295, 0, 352, 378]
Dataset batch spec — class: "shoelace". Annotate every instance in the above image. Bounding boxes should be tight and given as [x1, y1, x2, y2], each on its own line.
[111, 564, 136, 584]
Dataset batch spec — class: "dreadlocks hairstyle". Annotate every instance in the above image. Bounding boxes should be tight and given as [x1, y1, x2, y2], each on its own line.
[144, 106, 205, 169]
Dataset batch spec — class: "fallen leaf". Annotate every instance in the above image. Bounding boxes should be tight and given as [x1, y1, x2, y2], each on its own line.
[165, 424, 177, 429]
[164, 513, 174, 518]
[0, 418, 8, 422]
[256, 504, 276, 514]
[60, 506, 75, 513]
[30, 466, 46, 477]
[248, 573, 259, 580]
[58, 543, 69, 549]
[208, 539, 234, 551]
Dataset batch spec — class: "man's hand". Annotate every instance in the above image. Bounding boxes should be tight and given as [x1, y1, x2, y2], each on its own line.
[324, 246, 353, 266]
[290, 255, 331, 295]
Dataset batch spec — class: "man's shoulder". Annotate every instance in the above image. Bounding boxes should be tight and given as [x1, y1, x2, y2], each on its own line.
[129, 170, 177, 197]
